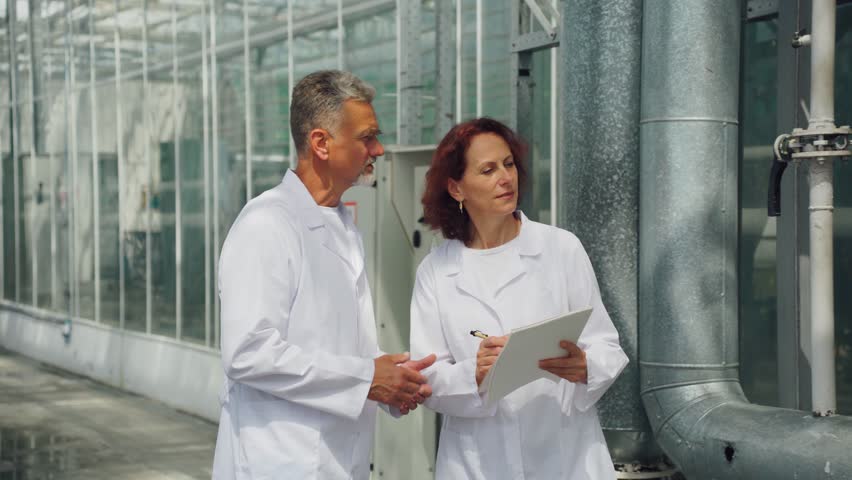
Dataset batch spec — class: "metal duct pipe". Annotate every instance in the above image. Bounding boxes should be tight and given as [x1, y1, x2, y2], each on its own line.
[639, 1, 852, 478]
[558, 0, 668, 474]
[807, 0, 837, 417]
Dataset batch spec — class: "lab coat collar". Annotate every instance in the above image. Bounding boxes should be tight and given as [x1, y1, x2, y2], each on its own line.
[280, 170, 363, 276]
[444, 211, 543, 301]
[441, 211, 543, 276]
[281, 170, 325, 229]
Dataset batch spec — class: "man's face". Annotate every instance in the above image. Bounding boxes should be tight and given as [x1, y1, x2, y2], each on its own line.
[328, 100, 385, 187]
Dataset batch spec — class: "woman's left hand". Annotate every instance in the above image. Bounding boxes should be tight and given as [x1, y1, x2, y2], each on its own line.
[538, 341, 588, 384]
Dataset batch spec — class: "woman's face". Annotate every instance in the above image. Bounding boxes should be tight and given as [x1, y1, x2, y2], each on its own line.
[450, 132, 518, 219]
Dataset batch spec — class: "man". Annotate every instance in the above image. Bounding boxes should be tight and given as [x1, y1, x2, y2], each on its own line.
[212, 70, 435, 479]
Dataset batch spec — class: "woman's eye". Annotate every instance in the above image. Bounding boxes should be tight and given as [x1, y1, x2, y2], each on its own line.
[482, 168, 493, 174]
[505, 161, 515, 168]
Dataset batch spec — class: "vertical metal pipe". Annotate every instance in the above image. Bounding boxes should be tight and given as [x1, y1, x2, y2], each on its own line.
[10, 0, 21, 304]
[549, 42, 556, 226]
[66, 0, 78, 318]
[455, 0, 462, 122]
[48, 51, 57, 310]
[337, 0, 344, 70]
[243, 0, 252, 202]
[173, 0, 183, 340]
[435, 0, 454, 140]
[475, 0, 482, 117]
[286, 0, 294, 166]
[808, 0, 837, 417]
[201, 0, 212, 347]
[28, 0, 38, 307]
[210, 0, 221, 348]
[89, 0, 101, 322]
[395, 0, 401, 139]
[143, 0, 152, 334]
[397, 0, 422, 145]
[114, 0, 125, 329]
[560, 0, 656, 469]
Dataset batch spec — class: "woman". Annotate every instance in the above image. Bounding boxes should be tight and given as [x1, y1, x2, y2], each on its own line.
[410, 117, 628, 479]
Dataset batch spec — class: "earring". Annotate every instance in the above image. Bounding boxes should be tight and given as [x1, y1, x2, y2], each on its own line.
[459, 200, 464, 213]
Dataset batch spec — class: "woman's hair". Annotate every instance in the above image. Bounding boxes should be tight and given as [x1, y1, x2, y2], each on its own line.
[421, 117, 527, 245]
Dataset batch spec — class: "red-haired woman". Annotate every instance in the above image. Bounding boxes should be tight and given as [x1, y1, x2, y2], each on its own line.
[410, 117, 628, 479]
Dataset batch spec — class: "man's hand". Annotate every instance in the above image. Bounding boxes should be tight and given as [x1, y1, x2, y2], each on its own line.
[397, 354, 436, 414]
[538, 340, 588, 384]
[476, 336, 508, 386]
[369, 353, 430, 411]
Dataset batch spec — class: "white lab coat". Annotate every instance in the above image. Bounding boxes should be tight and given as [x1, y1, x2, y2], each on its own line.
[410, 213, 628, 480]
[212, 170, 381, 480]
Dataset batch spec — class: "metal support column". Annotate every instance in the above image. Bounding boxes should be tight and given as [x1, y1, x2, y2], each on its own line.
[9, 0, 21, 303]
[173, 0, 183, 339]
[89, 0, 101, 321]
[397, 0, 422, 145]
[435, 0, 455, 140]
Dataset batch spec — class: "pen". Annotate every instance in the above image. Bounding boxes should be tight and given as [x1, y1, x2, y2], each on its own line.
[470, 330, 489, 339]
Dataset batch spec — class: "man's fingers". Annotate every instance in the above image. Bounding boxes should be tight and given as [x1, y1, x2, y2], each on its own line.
[417, 383, 432, 399]
[403, 353, 437, 371]
[401, 367, 428, 385]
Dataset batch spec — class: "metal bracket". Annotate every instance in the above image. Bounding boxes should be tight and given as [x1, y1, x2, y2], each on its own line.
[774, 126, 852, 163]
[746, 0, 778, 20]
[511, 30, 559, 53]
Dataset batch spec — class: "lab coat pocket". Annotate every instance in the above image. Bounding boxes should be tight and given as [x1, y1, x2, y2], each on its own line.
[319, 426, 360, 477]
[238, 413, 320, 479]
[438, 417, 487, 480]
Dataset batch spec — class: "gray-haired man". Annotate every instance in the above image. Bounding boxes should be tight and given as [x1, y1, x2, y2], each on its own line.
[212, 70, 435, 479]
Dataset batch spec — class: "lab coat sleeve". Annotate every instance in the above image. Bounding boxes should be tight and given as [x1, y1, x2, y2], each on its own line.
[219, 209, 374, 421]
[564, 236, 629, 413]
[410, 260, 498, 418]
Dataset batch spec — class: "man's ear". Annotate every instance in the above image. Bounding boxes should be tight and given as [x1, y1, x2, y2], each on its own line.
[447, 178, 464, 203]
[308, 129, 331, 161]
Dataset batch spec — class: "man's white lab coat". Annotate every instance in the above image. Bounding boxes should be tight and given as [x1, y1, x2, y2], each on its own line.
[212, 171, 379, 480]
[410, 213, 629, 480]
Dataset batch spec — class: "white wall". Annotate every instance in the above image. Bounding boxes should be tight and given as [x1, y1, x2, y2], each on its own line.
[0, 303, 222, 421]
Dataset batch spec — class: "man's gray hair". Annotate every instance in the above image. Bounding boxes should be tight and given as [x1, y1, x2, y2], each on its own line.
[290, 70, 376, 156]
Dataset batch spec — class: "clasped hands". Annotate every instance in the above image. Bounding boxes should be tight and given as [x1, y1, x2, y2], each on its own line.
[475, 336, 588, 387]
[369, 353, 437, 415]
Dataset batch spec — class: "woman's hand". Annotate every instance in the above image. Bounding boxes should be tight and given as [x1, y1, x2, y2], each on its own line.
[538, 340, 588, 384]
[476, 335, 508, 386]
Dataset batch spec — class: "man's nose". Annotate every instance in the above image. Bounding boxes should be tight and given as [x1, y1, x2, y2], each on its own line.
[372, 139, 385, 158]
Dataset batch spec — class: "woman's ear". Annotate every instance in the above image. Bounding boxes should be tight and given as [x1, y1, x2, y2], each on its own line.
[447, 178, 464, 203]
[308, 129, 331, 161]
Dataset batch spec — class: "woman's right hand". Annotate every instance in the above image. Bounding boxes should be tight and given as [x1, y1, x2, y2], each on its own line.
[476, 335, 508, 386]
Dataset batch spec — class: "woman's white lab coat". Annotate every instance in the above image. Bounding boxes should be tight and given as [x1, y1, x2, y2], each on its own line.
[410, 213, 629, 480]
[212, 171, 380, 480]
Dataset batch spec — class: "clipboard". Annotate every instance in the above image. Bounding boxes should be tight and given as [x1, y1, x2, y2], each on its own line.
[479, 307, 593, 407]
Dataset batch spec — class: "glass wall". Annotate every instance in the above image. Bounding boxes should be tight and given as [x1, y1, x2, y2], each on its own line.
[832, 2, 852, 414]
[739, 17, 779, 407]
[3, 0, 533, 350]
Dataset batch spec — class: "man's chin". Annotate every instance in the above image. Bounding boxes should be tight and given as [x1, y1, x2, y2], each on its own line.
[352, 173, 376, 187]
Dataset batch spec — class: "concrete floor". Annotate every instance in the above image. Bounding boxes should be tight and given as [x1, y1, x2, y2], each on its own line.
[0, 348, 217, 479]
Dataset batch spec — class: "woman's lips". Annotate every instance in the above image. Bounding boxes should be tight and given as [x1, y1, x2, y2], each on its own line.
[497, 191, 514, 199]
